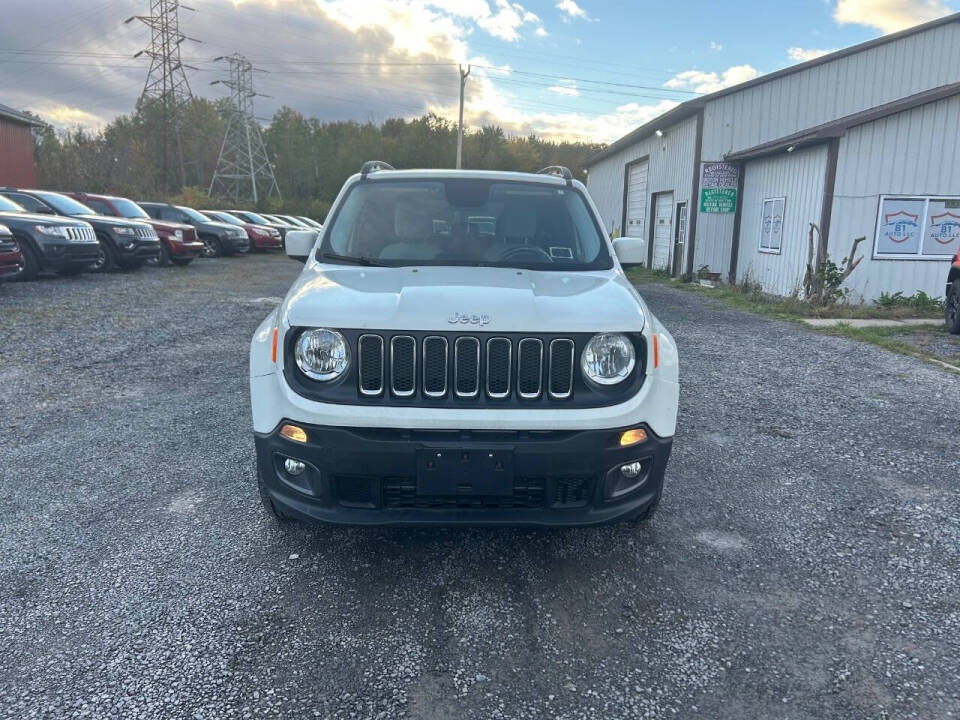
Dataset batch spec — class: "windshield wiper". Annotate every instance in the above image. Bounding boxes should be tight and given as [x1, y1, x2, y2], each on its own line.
[320, 252, 387, 266]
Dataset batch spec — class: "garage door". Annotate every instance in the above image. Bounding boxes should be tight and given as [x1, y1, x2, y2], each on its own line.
[652, 192, 673, 270]
[624, 160, 648, 238]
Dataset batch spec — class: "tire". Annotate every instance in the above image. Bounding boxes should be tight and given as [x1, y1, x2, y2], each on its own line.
[92, 239, 116, 272]
[148, 243, 170, 267]
[170, 256, 194, 267]
[14, 241, 40, 281]
[201, 235, 221, 258]
[946, 279, 960, 335]
[257, 467, 290, 524]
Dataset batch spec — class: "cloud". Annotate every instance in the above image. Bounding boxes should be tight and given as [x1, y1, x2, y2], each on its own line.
[425, 0, 542, 42]
[555, 0, 589, 20]
[832, 0, 953, 33]
[664, 65, 761, 94]
[709, 41, 723, 51]
[547, 83, 579, 96]
[535, 26, 548, 36]
[787, 46, 837, 62]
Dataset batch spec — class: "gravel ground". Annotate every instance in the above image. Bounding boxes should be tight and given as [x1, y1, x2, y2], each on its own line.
[1, 255, 958, 719]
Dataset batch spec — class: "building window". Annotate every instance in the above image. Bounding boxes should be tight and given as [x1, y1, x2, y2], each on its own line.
[874, 195, 960, 260]
[759, 197, 785, 254]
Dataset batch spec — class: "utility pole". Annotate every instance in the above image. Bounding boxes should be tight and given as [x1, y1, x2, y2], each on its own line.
[125, 0, 197, 191]
[208, 53, 281, 204]
[456, 64, 470, 169]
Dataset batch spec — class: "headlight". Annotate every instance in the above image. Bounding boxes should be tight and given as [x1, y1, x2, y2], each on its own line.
[295, 329, 349, 381]
[35, 224, 70, 238]
[173, 229, 183, 240]
[112, 226, 136, 236]
[0, 224, 10, 235]
[581, 333, 636, 385]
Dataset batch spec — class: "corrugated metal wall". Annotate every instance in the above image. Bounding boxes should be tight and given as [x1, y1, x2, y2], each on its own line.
[0, 118, 36, 187]
[691, 21, 960, 278]
[586, 114, 697, 269]
[829, 94, 960, 301]
[737, 146, 828, 296]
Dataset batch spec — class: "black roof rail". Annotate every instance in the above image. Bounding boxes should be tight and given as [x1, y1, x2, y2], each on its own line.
[360, 160, 395, 178]
[537, 165, 573, 186]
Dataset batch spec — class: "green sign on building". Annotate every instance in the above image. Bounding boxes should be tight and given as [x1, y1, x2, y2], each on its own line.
[700, 162, 739, 213]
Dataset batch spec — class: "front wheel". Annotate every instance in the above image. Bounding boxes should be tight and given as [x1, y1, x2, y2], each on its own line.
[92, 240, 116, 272]
[201, 235, 221, 258]
[946, 279, 960, 335]
[148, 243, 170, 267]
[14, 241, 40, 281]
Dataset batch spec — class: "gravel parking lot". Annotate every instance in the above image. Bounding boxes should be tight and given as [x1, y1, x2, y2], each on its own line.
[1, 256, 958, 719]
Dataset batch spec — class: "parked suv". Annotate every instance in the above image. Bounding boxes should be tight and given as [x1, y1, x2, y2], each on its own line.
[205, 210, 282, 252]
[0, 223, 22, 280]
[250, 163, 677, 526]
[139, 202, 249, 257]
[0, 188, 159, 272]
[67, 193, 203, 267]
[947, 248, 960, 334]
[0, 193, 99, 279]
[228, 210, 291, 242]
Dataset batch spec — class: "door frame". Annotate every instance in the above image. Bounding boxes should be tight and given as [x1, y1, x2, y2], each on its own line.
[647, 190, 674, 269]
[620, 154, 650, 238]
[672, 201, 688, 276]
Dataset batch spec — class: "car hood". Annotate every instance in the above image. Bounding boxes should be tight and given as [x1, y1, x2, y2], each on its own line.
[283, 265, 646, 333]
[0, 210, 93, 226]
[202, 220, 241, 233]
[140, 218, 193, 233]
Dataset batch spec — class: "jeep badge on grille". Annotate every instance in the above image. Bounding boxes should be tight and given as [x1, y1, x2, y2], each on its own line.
[448, 312, 491, 326]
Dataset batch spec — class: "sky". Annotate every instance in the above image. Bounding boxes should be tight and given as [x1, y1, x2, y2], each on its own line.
[0, 0, 956, 143]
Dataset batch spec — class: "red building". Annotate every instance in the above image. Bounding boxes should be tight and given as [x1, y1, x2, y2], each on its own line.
[0, 103, 42, 188]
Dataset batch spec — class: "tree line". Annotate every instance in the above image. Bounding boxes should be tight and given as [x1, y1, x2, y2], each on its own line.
[32, 100, 603, 221]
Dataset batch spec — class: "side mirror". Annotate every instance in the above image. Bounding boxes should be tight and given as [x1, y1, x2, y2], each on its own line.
[613, 236, 645, 267]
[285, 229, 318, 263]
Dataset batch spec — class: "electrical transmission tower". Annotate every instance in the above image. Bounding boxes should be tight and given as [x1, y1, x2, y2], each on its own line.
[125, 0, 197, 190]
[208, 53, 280, 203]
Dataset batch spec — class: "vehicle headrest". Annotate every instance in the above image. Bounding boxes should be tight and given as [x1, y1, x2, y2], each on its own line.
[394, 206, 433, 240]
[500, 206, 536, 238]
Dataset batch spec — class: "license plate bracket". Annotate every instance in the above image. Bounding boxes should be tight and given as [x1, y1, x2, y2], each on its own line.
[416, 448, 514, 496]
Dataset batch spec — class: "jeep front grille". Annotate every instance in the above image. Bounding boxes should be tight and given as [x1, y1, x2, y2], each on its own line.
[66, 226, 96, 243]
[134, 225, 157, 239]
[364, 333, 578, 402]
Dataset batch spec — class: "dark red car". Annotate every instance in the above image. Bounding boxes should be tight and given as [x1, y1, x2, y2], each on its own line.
[67, 192, 204, 266]
[204, 211, 283, 251]
[0, 222, 22, 280]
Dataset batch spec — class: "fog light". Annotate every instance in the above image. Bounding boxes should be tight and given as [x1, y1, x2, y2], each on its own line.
[620, 461, 643, 478]
[619, 428, 647, 447]
[284, 458, 306, 476]
[279, 424, 307, 443]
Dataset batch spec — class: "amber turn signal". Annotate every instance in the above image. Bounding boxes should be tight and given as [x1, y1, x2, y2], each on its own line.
[271, 327, 279, 363]
[279, 424, 308, 443]
[619, 428, 648, 447]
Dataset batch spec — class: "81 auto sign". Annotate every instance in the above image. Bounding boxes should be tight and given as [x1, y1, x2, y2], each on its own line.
[875, 196, 960, 259]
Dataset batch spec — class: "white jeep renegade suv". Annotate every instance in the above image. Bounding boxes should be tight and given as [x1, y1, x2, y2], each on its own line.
[249, 163, 678, 526]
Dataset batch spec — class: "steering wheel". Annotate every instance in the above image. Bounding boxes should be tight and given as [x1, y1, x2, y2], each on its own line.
[497, 245, 553, 263]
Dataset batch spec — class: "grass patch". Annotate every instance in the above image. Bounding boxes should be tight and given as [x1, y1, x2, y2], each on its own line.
[818, 324, 959, 371]
[627, 266, 943, 320]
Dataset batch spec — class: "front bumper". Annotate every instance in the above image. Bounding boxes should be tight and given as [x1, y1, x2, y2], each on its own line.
[251, 235, 283, 250]
[36, 239, 100, 269]
[226, 234, 251, 253]
[115, 237, 161, 264]
[0, 248, 22, 277]
[255, 422, 672, 526]
[165, 238, 204, 257]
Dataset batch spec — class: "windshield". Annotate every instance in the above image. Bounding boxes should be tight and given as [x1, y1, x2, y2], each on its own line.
[177, 205, 212, 223]
[35, 191, 95, 216]
[320, 179, 612, 270]
[238, 211, 271, 224]
[210, 211, 244, 226]
[112, 198, 150, 219]
[0, 196, 25, 213]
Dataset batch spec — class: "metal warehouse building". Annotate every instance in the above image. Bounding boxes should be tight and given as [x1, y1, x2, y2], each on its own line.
[0, 103, 40, 188]
[586, 13, 960, 301]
